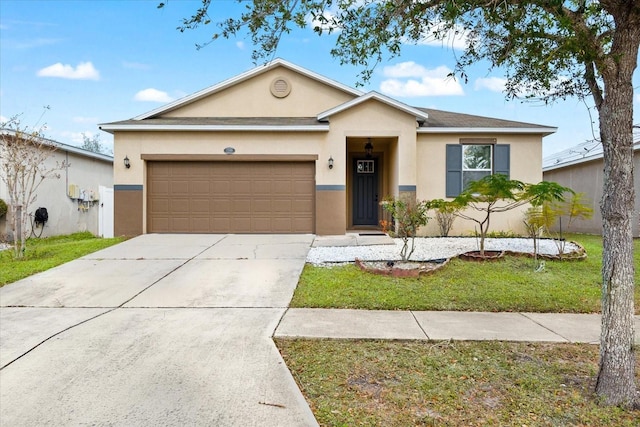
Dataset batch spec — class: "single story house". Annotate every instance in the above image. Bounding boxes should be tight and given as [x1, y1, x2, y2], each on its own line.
[0, 129, 114, 240]
[543, 139, 640, 237]
[100, 59, 556, 237]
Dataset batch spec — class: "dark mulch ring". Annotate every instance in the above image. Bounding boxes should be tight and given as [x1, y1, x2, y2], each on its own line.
[355, 241, 587, 277]
[355, 258, 451, 278]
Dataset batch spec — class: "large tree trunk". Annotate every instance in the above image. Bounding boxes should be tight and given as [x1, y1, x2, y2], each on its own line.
[594, 11, 638, 406]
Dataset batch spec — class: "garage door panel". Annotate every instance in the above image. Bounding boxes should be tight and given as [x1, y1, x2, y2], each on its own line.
[170, 217, 190, 232]
[191, 199, 210, 213]
[191, 217, 211, 232]
[190, 180, 210, 194]
[170, 199, 189, 213]
[150, 198, 170, 214]
[272, 200, 292, 213]
[233, 199, 252, 212]
[232, 180, 252, 194]
[148, 161, 314, 233]
[170, 181, 189, 194]
[212, 199, 231, 213]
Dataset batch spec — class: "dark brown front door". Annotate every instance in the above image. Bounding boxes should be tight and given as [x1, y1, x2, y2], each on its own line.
[352, 158, 379, 226]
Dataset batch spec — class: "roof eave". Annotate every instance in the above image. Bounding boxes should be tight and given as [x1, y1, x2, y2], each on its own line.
[417, 127, 557, 136]
[317, 91, 429, 122]
[98, 124, 330, 133]
[1, 128, 113, 162]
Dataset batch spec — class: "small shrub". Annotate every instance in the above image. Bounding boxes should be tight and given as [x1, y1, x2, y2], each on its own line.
[426, 199, 459, 237]
[381, 195, 430, 261]
[0, 199, 7, 217]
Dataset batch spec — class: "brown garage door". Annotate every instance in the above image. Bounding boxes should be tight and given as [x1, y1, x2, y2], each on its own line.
[147, 161, 315, 233]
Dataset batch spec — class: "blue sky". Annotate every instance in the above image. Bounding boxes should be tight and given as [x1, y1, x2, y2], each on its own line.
[1, 0, 638, 157]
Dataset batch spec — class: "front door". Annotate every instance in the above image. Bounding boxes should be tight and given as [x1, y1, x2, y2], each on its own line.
[353, 158, 379, 226]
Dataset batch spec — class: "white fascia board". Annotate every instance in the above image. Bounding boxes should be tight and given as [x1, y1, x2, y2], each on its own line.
[134, 58, 363, 120]
[99, 124, 330, 133]
[417, 127, 557, 136]
[318, 91, 429, 122]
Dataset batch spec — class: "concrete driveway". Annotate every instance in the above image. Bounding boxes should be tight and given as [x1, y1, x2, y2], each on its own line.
[0, 234, 318, 426]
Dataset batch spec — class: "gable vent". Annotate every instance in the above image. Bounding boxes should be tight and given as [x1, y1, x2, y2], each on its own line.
[270, 77, 291, 98]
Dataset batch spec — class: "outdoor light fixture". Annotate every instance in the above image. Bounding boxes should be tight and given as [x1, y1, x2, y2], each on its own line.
[365, 139, 373, 158]
[124, 156, 130, 169]
[328, 156, 334, 169]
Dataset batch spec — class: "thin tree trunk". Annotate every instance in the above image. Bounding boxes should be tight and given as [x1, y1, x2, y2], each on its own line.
[594, 21, 637, 405]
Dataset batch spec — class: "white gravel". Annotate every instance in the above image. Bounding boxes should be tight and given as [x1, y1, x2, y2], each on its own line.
[306, 237, 581, 265]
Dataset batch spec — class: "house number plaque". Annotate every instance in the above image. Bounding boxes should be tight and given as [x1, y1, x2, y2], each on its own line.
[357, 160, 375, 173]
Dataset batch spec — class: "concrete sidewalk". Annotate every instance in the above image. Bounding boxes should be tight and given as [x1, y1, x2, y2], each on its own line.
[276, 308, 640, 344]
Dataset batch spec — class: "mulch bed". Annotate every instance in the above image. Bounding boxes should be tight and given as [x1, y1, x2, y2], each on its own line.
[355, 240, 586, 277]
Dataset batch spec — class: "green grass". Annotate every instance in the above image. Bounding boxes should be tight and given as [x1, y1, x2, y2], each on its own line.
[292, 234, 640, 313]
[276, 339, 640, 426]
[0, 232, 125, 286]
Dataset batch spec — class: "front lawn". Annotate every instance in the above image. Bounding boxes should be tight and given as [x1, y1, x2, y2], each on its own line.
[0, 232, 126, 286]
[276, 339, 640, 426]
[292, 234, 640, 313]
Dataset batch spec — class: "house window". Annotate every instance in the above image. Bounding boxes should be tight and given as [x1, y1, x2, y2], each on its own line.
[462, 145, 492, 189]
[446, 143, 510, 197]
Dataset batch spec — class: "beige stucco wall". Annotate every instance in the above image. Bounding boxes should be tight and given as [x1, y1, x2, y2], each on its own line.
[114, 98, 422, 234]
[543, 150, 640, 237]
[328, 99, 419, 188]
[162, 67, 355, 118]
[0, 148, 113, 239]
[417, 133, 544, 236]
[114, 130, 328, 184]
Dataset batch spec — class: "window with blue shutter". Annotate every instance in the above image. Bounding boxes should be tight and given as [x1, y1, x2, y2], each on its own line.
[445, 142, 510, 197]
[446, 144, 462, 197]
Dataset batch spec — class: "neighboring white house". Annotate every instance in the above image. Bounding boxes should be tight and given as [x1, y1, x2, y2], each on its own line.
[543, 137, 640, 238]
[0, 129, 114, 240]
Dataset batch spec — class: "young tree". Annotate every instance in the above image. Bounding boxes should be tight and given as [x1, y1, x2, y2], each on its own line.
[452, 174, 568, 256]
[0, 115, 65, 258]
[164, 0, 638, 406]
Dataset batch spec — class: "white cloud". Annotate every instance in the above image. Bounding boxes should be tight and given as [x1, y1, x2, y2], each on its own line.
[37, 61, 100, 80]
[236, 41, 245, 50]
[0, 115, 9, 124]
[474, 77, 507, 92]
[635, 93, 640, 103]
[133, 88, 174, 103]
[380, 62, 464, 97]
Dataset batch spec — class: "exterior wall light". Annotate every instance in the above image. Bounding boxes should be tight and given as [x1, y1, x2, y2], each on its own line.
[124, 156, 131, 169]
[328, 156, 334, 169]
[365, 139, 373, 158]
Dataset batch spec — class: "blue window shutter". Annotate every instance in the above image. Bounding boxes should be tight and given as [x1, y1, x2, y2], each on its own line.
[494, 144, 510, 178]
[446, 144, 462, 197]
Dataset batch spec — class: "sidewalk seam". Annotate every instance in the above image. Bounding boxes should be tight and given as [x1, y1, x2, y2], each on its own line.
[519, 312, 570, 342]
[409, 310, 430, 340]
